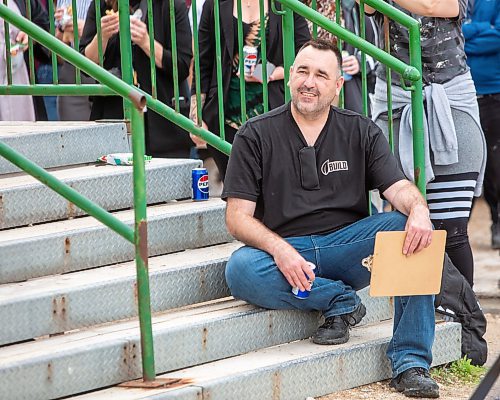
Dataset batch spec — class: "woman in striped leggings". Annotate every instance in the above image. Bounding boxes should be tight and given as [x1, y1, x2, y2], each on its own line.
[367, 0, 487, 288]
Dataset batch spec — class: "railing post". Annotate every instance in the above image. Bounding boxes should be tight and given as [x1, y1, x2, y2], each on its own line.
[130, 104, 156, 382]
[119, 0, 133, 122]
[117, 0, 156, 382]
[408, 22, 426, 196]
[280, 3, 295, 102]
[213, 0, 226, 140]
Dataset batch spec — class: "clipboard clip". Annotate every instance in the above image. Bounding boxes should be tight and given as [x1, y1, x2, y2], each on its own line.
[361, 255, 374, 272]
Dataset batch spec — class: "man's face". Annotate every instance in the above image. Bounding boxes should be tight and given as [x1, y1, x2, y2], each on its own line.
[289, 46, 343, 118]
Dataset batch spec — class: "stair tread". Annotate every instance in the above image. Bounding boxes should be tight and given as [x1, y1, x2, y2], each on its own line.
[0, 122, 130, 175]
[0, 121, 120, 138]
[68, 321, 460, 400]
[0, 158, 196, 189]
[0, 290, 391, 363]
[0, 198, 226, 242]
[0, 242, 240, 299]
[0, 298, 268, 361]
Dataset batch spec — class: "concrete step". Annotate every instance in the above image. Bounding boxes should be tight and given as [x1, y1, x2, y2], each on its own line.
[0, 293, 398, 400]
[0, 122, 129, 174]
[0, 242, 240, 345]
[0, 158, 201, 229]
[69, 321, 461, 400]
[0, 239, 391, 344]
[0, 199, 232, 284]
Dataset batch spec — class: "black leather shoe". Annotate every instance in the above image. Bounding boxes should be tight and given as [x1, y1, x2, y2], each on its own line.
[492, 223, 500, 249]
[390, 367, 440, 398]
[312, 303, 366, 345]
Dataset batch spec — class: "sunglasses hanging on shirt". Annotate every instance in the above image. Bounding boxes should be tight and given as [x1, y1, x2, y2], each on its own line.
[298, 146, 320, 190]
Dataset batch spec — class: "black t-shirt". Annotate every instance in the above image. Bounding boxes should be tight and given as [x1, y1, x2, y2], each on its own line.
[222, 104, 406, 238]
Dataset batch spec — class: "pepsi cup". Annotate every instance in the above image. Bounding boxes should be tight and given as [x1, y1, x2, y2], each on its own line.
[291, 262, 316, 299]
[243, 45, 258, 76]
[192, 168, 209, 201]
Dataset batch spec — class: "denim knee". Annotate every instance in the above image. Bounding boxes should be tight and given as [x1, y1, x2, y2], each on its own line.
[225, 248, 244, 293]
[225, 246, 260, 297]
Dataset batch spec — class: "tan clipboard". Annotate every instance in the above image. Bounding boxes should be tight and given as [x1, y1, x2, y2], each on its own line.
[369, 230, 447, 297]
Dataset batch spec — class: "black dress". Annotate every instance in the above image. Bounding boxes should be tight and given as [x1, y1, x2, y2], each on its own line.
[80, 0, 193, 158]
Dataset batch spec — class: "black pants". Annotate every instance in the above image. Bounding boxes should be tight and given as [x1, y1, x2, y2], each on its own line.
[208, 124, 238, 182]
[478, 94, 500, 224]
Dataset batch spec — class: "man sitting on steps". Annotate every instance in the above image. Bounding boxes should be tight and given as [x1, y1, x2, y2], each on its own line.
[222, 38, 440, 398]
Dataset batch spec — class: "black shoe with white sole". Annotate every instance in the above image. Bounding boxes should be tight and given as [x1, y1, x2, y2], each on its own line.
[311, 303, 366, 345]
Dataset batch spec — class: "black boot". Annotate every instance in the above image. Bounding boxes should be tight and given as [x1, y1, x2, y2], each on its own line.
[390, 367, 440, 398]
[312, 303, 366, 345]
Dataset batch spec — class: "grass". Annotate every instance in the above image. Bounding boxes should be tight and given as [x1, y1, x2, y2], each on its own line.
[431, 356, 487, 386]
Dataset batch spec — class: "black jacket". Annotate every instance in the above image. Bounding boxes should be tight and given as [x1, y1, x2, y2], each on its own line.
[14, 0, 49, 31]
[196, 0, 311, 134]
[80, 0, 193, 157]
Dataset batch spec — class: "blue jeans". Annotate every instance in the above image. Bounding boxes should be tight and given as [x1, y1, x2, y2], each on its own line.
[36, 64, 59, 121]
[225, 211, 435, 376]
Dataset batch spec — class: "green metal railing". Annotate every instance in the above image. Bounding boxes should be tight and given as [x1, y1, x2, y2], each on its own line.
[0, 0, 424, 384]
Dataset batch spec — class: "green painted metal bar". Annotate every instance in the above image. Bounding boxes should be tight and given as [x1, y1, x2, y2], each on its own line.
[213, 0, 226, 140]
[118, 0, 133, 121]
[71, 0, 81, 84]
[130, 103, 156, 382]
[191, 0, 203, 125]
[0, 84, 114, 95]
[25, 0, 35, 85]
[384, 16, 394, 153]
[278, 0, 421, 82]
[144, 92, 232, 154]
[361, 0, 425, 194]
[362, 0, 425, 194]
[311, 0, 317, 38]
[408, 23, 425, 195]
[169, 0, 180, 112]
[271, 0, 285, 16]
[0, 140, 135, 243]
[118, 0, 156, 381]
[336, 0, 344, 108]
[47, 0, 58, 84]
[95, 0, 103, 67]
[260, 0, 269, 112]
[0, 5, 145, 108]
[147, 0, 157, 99]
[359, 0, 368, 117]
[335, 0, 342, 53]
[236, 0, 247, 123]
[3, 0, 12, 86]
[359, 0, 370, 214]
[281, 3, 295, 102]
[364, 0, 420, 28]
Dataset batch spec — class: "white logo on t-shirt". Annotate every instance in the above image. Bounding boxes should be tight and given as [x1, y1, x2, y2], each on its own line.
[321, 159, 349, 175]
